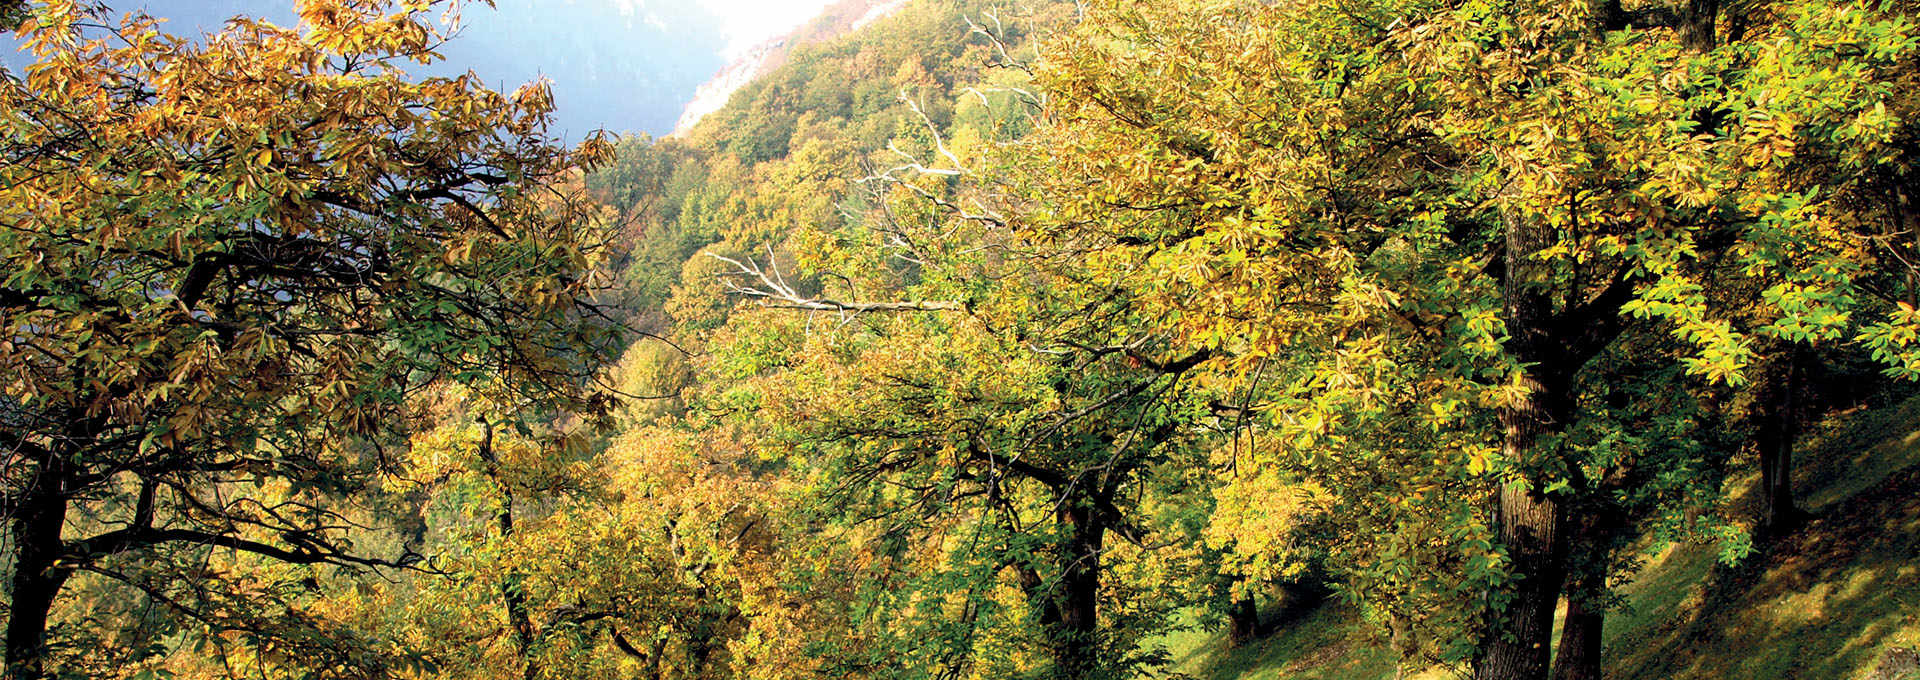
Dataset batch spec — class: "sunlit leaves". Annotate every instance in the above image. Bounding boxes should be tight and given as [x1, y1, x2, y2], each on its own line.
[0, 0, 615, 675]
[1022, 0, 1920, 667]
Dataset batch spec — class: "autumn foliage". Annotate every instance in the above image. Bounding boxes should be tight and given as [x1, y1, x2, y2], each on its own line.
[4, 0, 1920, 679]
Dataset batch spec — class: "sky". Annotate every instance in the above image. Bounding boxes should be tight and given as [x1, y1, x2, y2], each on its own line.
[1, 0, 839, 138]
[613, 0, 838, 60]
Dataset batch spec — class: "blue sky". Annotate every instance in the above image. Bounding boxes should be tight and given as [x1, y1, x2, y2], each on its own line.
[2, 0, 839, 138]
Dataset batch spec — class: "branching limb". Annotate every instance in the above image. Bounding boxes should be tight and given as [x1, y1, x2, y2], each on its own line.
[707, 251, 964, 314]
[63, 526, 425, 571]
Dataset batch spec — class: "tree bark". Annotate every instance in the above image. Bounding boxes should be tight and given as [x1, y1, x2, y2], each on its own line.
[1756, 348, 1802, 537]
[478, 423, 537, 680]
[1053, 503, 1103, 680]
[5, 460, 73, 680]
[1226, 595, 1260, 648]
[1895, 171, 1919, 309]
[1475, 462, 1569, 680]
[1553, 495, 1634, 680]
[1478, 210, 1574, 680]
[1551, 574, 1605, 680]
[1011, 501, 1107, 680]
[1592, 0, 1626, 33]
[1680, 0, 1721, 50]
[647, 636, 668, 680]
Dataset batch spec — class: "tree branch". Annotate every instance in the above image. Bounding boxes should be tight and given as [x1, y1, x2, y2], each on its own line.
[708, 251, 965, 313]
[64, 527, 417, 570]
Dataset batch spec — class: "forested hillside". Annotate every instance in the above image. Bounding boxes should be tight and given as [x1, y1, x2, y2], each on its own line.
[2, 0, 1918, 679]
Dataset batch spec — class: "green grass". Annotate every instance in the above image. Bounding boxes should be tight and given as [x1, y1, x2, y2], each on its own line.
[1162, 395, 1920, 680]
[1608, 395, 1920, 680]
[1162, 604, 1401, 680]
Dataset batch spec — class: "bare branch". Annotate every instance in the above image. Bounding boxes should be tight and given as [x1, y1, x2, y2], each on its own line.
[707, 252, 964, 314]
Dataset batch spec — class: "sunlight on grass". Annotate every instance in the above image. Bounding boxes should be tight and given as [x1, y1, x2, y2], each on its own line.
[1161, 603, 1403, 680]
[1607, 394, 1920, 680]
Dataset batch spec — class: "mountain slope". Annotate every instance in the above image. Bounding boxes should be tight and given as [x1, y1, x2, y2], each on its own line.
[672, 0, 913, 135]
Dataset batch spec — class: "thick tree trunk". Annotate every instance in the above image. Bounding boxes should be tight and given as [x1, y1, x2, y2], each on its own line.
[1551, 574, 1605, 680]
[1553, 498, 1633, 680]
[1226, 595, 1260, 648]
[1053, 504, 1103, 680]
[1896, 174, 1919, 309]
[1012, 501, 1106, 680]
[1475, 466, 1568, 680]
[1478, 210, 1574, 680]
[6, 463, 73, 680]
[1592, 0, 1626, 32]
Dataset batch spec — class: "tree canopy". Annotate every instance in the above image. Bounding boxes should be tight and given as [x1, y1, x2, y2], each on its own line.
[5, 0, 1920, 679]
[0, 0, 617, 676]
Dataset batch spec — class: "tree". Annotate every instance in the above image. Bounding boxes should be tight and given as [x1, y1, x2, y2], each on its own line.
[1028, 1, 1918, 678]
[689, 65, 1223, 676]
[331, 395, 773, 680]
[706, 242, 1214, 680]
[0, 1, 618, 675]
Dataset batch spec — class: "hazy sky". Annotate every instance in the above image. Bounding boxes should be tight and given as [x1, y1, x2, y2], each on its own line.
[611, 0, 837, 60]
[2, 0, 842, 138]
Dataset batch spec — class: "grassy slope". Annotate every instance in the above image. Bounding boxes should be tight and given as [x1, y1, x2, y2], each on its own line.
[1167, 396, 1920, 680]
[1160, 604, 1403, 680]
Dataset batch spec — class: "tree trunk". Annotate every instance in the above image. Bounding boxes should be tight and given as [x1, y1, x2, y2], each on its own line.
[1053, 504, 1104, 680]
[1390, 612, 1417, 679]
[1475, 469, 1568, 680]
[1011, 501, 1106, 680]
[1551, 575, 1605, 680]
[646, 636, 667, 680]
[1592, 0, 1626, 33]
[479, 423, 537, 680]
[5, 462, 73, 680]
[1896, 172, 1919, 309]
[1478, 210, 1574, 680]
[1226, 595, 1260, 648]
[1756, 349, 1801, 537]
[1553, 497, 1633, 680]
[1681, 0, 1721, 50]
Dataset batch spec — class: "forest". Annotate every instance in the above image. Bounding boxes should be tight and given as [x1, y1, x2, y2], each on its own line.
[1, 0, 1918, 679]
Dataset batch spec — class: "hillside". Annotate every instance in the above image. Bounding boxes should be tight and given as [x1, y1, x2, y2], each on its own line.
[7, 1, 1920, 679]
[1163, 395, 1920, 680]
[583, 0, 1920, 678]
[672, 0, 915, 135]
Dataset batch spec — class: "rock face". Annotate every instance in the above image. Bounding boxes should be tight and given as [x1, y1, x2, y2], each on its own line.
[671, 0, 912, 136]
[852, 0, 912, 30]
[673, 38, 784, 135]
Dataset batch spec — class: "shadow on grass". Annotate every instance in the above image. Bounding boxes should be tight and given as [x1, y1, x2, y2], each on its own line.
[1609, 395, 1920, 679]
[1166, 599, 1405, 680]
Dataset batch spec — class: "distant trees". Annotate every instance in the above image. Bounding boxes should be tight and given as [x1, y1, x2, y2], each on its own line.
[0, 1, 617, 676]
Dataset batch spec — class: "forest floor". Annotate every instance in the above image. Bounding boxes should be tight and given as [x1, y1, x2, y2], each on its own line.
[1163, 395, 1920, 680]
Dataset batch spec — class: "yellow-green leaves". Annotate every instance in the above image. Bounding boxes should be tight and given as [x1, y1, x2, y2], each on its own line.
[0, 1, 617, 674]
